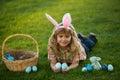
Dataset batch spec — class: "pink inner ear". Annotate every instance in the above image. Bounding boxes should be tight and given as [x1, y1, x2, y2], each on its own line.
[62, 13, 71, 28]
[64, 16, 69, 28]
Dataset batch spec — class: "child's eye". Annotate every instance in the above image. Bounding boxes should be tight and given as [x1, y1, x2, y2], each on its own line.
[66, 35, 70, 38]
[59, 35, 63, 38]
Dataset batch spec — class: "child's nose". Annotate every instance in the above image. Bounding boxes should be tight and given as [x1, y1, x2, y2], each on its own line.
[62, 37, 66, 41]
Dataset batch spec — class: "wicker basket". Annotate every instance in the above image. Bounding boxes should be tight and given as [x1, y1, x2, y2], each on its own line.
[2, 34, 39, 71]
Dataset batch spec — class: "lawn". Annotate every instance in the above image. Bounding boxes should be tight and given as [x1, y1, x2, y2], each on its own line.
[0, 0, 120, 80]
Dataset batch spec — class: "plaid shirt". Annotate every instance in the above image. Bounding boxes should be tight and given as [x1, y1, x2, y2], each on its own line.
[48, 44, 86, 63]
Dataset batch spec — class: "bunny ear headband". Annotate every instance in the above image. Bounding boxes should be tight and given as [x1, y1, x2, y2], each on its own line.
[45, 13, 72, 30]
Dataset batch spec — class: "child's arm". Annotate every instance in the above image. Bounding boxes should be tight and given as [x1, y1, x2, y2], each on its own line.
[48, 46, 61, 72]
[68, 44, 86, 69]
[62, 45, 86, 73]
[62, 60, 79, 73]
[62, 52, 80, 72]
[68, 60, 79, 70]
[79, 44, 86, 60]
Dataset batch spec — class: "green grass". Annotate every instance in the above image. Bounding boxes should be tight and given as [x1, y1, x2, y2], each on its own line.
[0, 0, 120, 79]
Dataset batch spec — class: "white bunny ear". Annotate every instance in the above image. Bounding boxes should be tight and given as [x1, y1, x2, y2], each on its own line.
[45, 13, 59, 29]
[97, 57, 101, 61]
[62, 13, 72, 28]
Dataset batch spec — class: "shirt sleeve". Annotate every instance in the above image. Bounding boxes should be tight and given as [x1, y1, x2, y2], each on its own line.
[73, 52, 80, 61]
[48, 46, 56, 60]
[79, 44, 87, 60]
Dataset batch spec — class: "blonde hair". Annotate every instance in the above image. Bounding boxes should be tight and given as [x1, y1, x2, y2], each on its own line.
[48, 24, 81, 59]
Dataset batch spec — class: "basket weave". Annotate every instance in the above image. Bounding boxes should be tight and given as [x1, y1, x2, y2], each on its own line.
[2, 34, 39, 71]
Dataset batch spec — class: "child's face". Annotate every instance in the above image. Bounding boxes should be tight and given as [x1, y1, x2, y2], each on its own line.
[57, 32, 71, 47]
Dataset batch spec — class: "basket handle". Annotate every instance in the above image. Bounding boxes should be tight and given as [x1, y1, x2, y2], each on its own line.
[2, 34, 39, 59]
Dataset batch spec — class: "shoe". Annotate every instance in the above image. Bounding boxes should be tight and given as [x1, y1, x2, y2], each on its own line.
[77, 33, 87, 41]
[89, 32, 97, 43]
[90, 33, 96, 38]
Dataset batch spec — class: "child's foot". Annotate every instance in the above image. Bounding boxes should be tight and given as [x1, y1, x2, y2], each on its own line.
[90, 33, 96, 37]
[89, 33, 97, 43]
[77, 33, 87, 41]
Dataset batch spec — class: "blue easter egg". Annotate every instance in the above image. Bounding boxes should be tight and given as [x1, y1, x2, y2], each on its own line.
[25, 66, 31, 73]
[8, 56, 14, 61]
[55, 62, 61, 69]
[5, 54, 10, 58]
[82, 67, 87, 72]
[32, 66, 37, 72]
[5, 54, 14, 61]
[86, 64, 92, 71]
[102, 64, 108, 70]
[62, 63, 67, 70]
[108, 64, 113, 71]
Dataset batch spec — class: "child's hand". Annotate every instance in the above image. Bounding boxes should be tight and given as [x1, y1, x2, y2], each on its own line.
[53, 66, 61, 72]
[51, 61, 61, 73]
[62, 67, 70, 73]
[80, 51, 86, 60]
[61, 63, 69, 73]
[80, 52, 84, 60]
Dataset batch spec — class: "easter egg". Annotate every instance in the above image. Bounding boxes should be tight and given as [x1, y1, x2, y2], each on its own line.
[5, 54, 10, 58]
[82, 67, 87, 72]
[86, 64, 92, 71]
[32, 66, 37, 72]
[55, 62, 61, 69]
[108, 64, 113, 71]
[25, 66, 31, 73]
[8, 56, 14, 61]
[19, 56, 24, 60]
[102, 64, 108, 70]
[5, 54, 14, 61]
[62, 63, 67, 70]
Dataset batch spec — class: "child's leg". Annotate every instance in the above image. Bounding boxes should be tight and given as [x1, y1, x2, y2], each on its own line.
[82, 38, 95, 52]
[83, 33, 97, 51]
[83, 33, 98, 50]
[77, 33, 87, 42]
[77, 32, 97, 53]
[77, 33, 91, 54]
[81, 43, 90, 54]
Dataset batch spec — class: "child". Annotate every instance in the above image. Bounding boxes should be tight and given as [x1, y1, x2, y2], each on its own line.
[45, 13, 97, 73]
